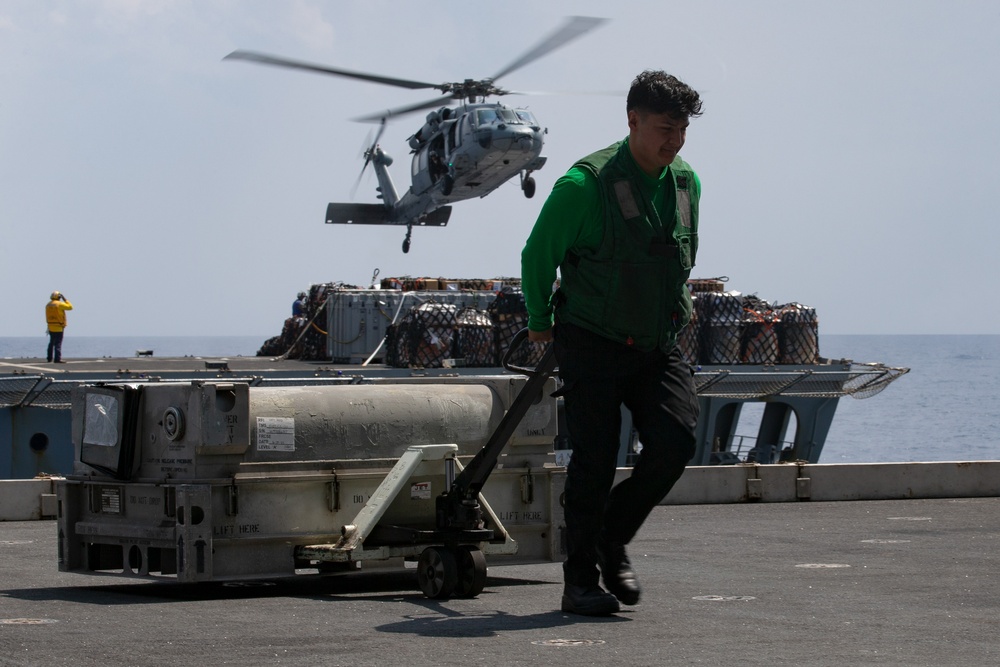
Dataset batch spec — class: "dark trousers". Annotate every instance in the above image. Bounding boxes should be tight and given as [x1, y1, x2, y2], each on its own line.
[47, 331, 64, 362]
[554, 323, 699, 587]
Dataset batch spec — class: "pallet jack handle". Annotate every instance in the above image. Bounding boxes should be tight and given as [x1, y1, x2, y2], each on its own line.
[436, 329, 557, 530]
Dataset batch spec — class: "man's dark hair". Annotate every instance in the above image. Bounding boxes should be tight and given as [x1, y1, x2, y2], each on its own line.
[626, 70, 703, 118]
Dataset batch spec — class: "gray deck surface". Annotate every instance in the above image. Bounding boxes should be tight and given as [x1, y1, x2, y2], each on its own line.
[2, 497, 997, 666]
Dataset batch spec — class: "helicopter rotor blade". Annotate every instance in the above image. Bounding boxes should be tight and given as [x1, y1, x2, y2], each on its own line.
[352, 96, 452, 123]
[502, 88, 622, 97]
[358, 128, 374, 160]
[351, 131, 374, 198]
[350, 165, 367, 199]
[224, 50, 442, 91]
[491, 16, 609, 82]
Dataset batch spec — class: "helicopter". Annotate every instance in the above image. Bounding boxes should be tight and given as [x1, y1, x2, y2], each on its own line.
[225, 16, 607, 253]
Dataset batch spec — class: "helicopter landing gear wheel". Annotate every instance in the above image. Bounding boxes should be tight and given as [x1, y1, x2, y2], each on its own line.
[453, 546, 488, 598]
[402, 224, 413, 253]
[442, 174, 454, 196]
[522, 175, 536, 199]
[417, 546, 458, 599]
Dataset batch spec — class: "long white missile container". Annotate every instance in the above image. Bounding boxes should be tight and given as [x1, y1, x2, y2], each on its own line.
[57, 375, 563, 599]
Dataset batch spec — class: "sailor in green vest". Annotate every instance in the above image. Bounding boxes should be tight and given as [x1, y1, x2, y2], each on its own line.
[521, 70, 703, 616]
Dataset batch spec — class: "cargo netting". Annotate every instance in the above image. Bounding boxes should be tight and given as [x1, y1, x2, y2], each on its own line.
[676, 296, 699, 365]
[384, 288, 547, 369]
[386, 302, 459, 368]
[258, 282, 359, 360]
[741, 295, 780, 365]
[487, 288, 548, 368]
[776, 303, 819, 364]
[699, 291, 744, 364]
[261, 277, 821, 367]
[683, 288, 820, 366]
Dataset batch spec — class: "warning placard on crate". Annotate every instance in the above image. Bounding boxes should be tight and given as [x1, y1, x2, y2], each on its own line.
[256, 417, 295, 452]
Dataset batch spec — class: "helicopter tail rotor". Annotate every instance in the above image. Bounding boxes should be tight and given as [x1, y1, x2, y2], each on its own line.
[351, 117, 389, 198]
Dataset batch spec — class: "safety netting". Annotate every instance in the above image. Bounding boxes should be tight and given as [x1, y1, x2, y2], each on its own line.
[694, 363, 909, 399]
[0, 375, 43, 408]
[840, 363, 911, 399]
[0, 375, 80, 408]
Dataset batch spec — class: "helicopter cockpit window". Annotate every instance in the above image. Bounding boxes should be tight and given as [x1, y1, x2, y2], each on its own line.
[477, 108, 525, 126]
[498, 108, 520, 124]
[476, 109, 500, 126]
[515, 110, 537, 125]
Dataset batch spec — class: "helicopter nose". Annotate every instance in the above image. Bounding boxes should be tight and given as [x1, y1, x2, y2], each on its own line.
[514, 125, 541, 146]
[491, 124, 540, 153]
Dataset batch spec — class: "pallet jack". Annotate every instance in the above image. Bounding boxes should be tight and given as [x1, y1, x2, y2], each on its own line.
[295, 329, 557, 599]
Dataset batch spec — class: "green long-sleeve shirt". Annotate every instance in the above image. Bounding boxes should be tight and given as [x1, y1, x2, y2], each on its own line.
[520, 140, 699, 332]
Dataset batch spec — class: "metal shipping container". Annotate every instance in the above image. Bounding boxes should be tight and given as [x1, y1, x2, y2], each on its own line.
[326, 289, 498, 363]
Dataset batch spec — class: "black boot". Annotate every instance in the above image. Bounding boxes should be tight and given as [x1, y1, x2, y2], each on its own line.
[561, 584, 620, 616]
[597, 543, 641, 606]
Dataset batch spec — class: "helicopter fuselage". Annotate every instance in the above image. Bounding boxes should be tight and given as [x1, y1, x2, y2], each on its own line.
[382, 103, 547, 221]
[330, 102, 549, 251]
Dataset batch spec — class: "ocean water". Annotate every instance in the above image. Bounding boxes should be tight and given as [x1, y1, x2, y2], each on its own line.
[813, 335, 1000, 464]
[1, 334, 997, 464]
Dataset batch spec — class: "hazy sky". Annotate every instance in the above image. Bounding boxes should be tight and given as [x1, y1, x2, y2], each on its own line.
[3, 0, 998, 337]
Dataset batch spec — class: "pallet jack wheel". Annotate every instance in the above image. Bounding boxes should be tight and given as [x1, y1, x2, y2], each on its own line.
[453, 546, 488, 598]
[417, 546, 458, 599]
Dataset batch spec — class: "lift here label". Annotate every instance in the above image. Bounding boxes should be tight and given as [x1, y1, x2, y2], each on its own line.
[256, 417, 295, 451]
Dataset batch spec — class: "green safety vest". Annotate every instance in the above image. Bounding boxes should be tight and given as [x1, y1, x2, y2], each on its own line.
[556, 141, 699, 352]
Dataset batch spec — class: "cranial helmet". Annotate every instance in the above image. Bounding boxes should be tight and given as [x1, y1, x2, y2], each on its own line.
[50, 291, 61, 300]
